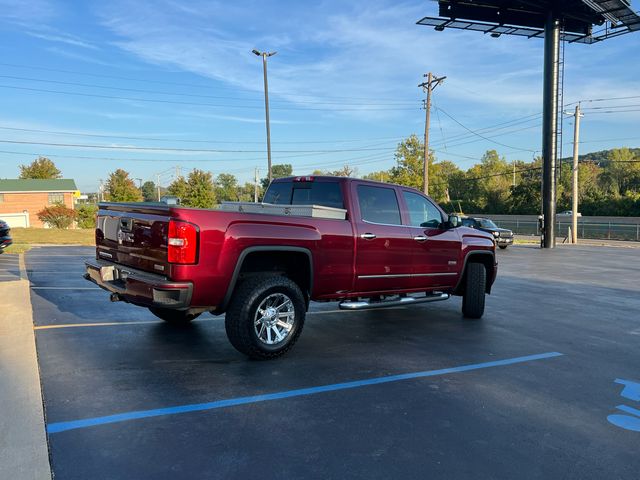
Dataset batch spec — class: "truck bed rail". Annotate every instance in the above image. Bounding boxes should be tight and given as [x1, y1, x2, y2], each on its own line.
[219, 202, 347, 220]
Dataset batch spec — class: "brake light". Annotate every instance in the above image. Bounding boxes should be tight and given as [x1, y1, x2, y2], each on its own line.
[294, 176, 314, 182]
[167, 220, 198, 264]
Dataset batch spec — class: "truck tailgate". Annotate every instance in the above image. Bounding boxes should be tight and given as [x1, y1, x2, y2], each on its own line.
[96, 203, 171, 275]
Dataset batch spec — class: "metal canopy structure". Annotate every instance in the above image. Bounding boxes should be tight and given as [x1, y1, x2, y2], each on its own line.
[417, 0, 640, 248]
[418, 1, 640, 43]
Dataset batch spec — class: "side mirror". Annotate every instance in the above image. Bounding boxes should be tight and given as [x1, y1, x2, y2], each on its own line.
[447, 214, 461, 228]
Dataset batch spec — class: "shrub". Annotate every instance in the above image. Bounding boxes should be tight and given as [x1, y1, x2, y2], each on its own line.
[37, 205, 78, 229]
[76, 204, 98, 229]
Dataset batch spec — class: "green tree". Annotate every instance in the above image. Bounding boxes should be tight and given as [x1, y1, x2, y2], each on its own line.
[389, 134, 427, 190]
[167, 176, 188, 201]
[507, 157, 542, 214]
[19, 157, 62, 179]
[577, 162, 604, 205]
[329, 165, 358, 177]
[601, 148, 640, 197]
[238, 182, 259, 202]
[462, 150, 511, 213]
[215, 173, 239, 202]
[261, 164, 293, 190]
[430, 160, 463, 205]
[105, 169, 142, 202]
[141, 181, 157, 202]
[311, 165, 359, 177]
[183, 169, 215, 208]
[76, 204, 98, 228]
[362, 170, 392, 183]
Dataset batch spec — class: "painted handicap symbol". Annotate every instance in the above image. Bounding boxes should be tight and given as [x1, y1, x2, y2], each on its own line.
[607, 378, 640, 432]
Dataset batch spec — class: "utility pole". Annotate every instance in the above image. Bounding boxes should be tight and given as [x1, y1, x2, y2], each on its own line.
[567, 103, 583, 244]
[418, 72, 446, 195]
[253, 49, 277, 183]
[512, 160, 516, 188]
[156, 174, 161, 201]
[254, 167, 259, 203]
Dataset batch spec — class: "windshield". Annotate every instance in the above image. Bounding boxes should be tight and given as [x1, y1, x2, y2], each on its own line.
[479, 219, 498, 229]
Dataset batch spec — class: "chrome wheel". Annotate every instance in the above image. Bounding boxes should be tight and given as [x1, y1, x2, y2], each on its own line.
[253, 293, 295, 345]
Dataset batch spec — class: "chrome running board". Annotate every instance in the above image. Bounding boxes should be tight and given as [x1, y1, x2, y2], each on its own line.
[339, 293, 450, 310]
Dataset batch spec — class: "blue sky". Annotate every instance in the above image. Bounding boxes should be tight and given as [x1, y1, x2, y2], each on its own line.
[0, 0, 638, 192]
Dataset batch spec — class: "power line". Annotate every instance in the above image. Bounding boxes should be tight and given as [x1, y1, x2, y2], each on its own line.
[0, 149, 227, 163]
[583, 109, 640, 115]
[576, 95, 640, 104]
[561, 136, 640, 145]
[0, 85, 418, 112]
[434, 106, 537, 153]
[432, 123, 541, 151]
[0, 74, 417, 107]
[0, 140, 398, 162]
[0, 138, 398, 154]
[0, 61, 423, 103]
[427, 113, 541, 148]
[0, 125, 405, 145]
[0, 111, 542, 150]
[431, 156, 640, 188]
[430, 165, 543, 187]
[582, 104, 640, 110]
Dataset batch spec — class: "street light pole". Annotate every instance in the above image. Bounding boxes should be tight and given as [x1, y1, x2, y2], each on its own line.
[253, 49, 277, 184]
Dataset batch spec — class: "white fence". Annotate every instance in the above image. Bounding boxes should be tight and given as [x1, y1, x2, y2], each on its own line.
[482, 216, 640, 242]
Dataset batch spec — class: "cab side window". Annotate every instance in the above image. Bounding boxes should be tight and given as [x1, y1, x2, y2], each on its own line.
[291, 182, 344, 209]
[357, 185, 402, 225]
[402, 191, 443, 229]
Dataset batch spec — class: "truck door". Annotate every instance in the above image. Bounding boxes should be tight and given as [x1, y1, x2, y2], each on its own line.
[400, 190, 461, 289]
[352, 183, 415, 293]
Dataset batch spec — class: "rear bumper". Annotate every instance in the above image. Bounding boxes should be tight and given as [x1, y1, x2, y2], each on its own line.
[84, 258, 193, 309]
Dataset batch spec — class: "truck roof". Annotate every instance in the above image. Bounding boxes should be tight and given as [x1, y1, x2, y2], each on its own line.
[271, 175, 417, 191]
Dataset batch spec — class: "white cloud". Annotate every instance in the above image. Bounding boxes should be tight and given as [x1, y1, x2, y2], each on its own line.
[0, 0, 57, 23]
[93, 0, 558, 123]
[27, 30, 98, 49]
[176, 110, 305, 125]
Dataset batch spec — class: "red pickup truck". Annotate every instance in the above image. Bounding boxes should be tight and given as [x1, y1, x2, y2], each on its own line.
[85, 176, 497, 359]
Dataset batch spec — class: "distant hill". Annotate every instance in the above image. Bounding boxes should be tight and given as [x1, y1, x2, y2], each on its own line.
[560, 147, 640, 164]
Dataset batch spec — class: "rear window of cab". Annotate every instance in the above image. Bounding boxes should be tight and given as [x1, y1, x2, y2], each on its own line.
[263, 181, 344, 209]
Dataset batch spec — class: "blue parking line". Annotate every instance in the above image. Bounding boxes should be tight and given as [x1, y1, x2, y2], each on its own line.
[47, 351, 563, 434]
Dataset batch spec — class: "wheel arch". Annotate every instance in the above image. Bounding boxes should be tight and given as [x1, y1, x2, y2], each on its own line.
[219, 246, 313, 312]
[453, 251, 495, 296]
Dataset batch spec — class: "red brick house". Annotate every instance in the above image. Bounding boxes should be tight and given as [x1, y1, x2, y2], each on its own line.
[0, 179, 78, 228]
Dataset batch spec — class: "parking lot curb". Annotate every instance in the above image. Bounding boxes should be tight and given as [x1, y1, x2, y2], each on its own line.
[0, 254, 52, 480]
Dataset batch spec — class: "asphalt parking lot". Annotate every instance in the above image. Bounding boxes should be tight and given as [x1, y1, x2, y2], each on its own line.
[25, 245, 640, 479]
[0, 252, 21, 282]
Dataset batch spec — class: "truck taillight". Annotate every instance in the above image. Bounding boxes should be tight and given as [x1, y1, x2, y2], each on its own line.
[167, 220, 198, 264]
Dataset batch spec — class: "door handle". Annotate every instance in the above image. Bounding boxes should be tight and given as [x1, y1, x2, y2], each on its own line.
[413, 235, 428, 242]
[360, 233, 377, 240]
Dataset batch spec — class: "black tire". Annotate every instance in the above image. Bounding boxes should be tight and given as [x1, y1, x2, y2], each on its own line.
[499, 245, 508, 250]
[148, 307, 200, 325]
[462, 262, 486, 319]
[225, 275, 306, 360]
